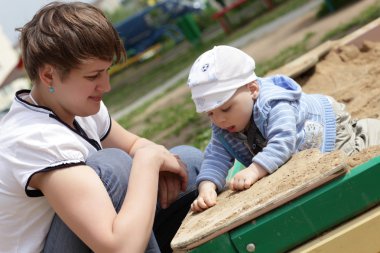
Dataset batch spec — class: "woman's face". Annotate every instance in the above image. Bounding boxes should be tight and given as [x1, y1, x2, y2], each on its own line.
[51, 58, 112, 124]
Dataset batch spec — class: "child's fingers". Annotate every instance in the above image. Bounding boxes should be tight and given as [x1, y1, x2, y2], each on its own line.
[203, 193, 217, 207]
[243, 178, 254, 189]
[235, 178, 246, 190]
[196, 197, 210, 209]
[228, 179, 235, 190]
[191, 198, 205, 212]
[230, 169, 258, 191]
[190, 201, 199, 212]
[230, 177, 252, 191]
[191, 195, 216, 212]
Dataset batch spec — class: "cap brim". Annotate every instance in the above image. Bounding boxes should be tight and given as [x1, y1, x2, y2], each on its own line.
[192, 72, 257, 112]
[194, 89, 236, 113]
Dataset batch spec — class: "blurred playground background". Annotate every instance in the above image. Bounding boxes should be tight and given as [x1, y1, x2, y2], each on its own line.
[1, 0, 379, 151]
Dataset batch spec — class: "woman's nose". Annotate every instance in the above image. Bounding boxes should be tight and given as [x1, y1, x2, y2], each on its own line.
[97, 73, 111, 92]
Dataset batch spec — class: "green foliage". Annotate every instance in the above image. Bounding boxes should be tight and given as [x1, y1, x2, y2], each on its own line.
[191, 127, 212, 151]
[140, 97, 196, 138]
[104, 53, 195, 114]
[104, 6, 134, 24]
[104, 1, 148, 24]
[208, 0, 311, 47]
[257, 32, 315, 76]
[317, 0, 359, 18]
[192, 4, 218, 31]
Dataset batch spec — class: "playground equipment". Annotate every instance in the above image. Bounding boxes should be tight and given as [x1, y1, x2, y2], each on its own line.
[114, 0, 201, 57]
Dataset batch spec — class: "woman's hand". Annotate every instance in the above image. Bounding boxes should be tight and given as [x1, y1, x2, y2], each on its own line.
[136, 144, 188, 188]
[135, 145, 188, 209]
[154, 145, 188, 192]
[158, 171, 181, 209]
[158, 153, 188, 209]
[191, 181, 217, 213]
[102, 120, 189, 204]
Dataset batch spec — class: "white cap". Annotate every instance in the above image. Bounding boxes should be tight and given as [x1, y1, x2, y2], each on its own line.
[187, 45, 257, 112]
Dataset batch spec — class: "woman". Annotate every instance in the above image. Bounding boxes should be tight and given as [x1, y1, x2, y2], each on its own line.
[0, 2, 202, 252]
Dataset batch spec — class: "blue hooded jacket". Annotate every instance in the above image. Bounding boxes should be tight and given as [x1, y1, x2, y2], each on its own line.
[197, 75, 336, 191]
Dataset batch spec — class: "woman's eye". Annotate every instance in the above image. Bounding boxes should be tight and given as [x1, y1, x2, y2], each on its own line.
[86, 74, 99, 80]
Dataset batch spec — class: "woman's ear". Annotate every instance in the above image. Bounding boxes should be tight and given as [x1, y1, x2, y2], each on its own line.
[38, 64, 55, 87]
[247, 80, 259, 100]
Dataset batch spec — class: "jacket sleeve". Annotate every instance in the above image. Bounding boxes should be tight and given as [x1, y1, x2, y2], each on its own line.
[196, 132, 235, 192]
[252, 100, 297, 173]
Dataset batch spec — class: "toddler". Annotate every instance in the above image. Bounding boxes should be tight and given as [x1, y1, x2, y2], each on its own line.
[187, 45, 380, 212]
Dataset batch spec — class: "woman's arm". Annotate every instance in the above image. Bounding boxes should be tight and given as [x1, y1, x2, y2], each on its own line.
[102, 119, 187, 207]
[30, 145, 184, 252]
[101, 119, 155, 156]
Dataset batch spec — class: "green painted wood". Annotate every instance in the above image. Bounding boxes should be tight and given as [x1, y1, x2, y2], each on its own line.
[189, 233, 238, 253]
[229, 156, 380, 253]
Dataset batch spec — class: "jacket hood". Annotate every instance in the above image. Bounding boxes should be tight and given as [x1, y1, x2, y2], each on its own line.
[255, 75, 302, 114]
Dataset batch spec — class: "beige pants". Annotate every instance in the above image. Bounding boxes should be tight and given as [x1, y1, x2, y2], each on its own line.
[328, 96, 380, 155]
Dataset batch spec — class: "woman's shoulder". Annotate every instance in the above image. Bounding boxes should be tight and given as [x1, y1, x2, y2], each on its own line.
[1, 103, 87, 159]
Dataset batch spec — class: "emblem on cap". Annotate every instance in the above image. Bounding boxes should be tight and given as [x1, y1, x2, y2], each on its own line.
[201, 63, 209, 72]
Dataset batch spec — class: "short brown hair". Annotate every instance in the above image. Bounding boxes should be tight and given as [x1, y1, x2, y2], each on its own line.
[17, 1, 126, 82]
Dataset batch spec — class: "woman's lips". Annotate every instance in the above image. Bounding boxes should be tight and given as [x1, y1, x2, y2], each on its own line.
[90, 96, 102, 102]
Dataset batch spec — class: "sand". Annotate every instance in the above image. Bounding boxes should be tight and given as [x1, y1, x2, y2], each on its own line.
[299, 41, 380, 120]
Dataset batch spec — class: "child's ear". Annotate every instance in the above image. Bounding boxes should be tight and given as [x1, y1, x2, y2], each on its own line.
[247, 81, 259, 100]
[38, 64, 55, 87]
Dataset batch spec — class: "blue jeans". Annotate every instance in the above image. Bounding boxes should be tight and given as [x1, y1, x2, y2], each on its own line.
[43, 145, 202, 253]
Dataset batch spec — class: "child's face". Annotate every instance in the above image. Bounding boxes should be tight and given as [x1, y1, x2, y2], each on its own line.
[207, 85, 255, 132]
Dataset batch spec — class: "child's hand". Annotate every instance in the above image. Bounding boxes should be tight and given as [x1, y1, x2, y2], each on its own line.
[191, 181, 217, 213]
[229, 163, 268, 191]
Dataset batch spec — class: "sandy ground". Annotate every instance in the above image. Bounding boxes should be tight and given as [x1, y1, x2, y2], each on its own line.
[300, 41, 380, 119]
